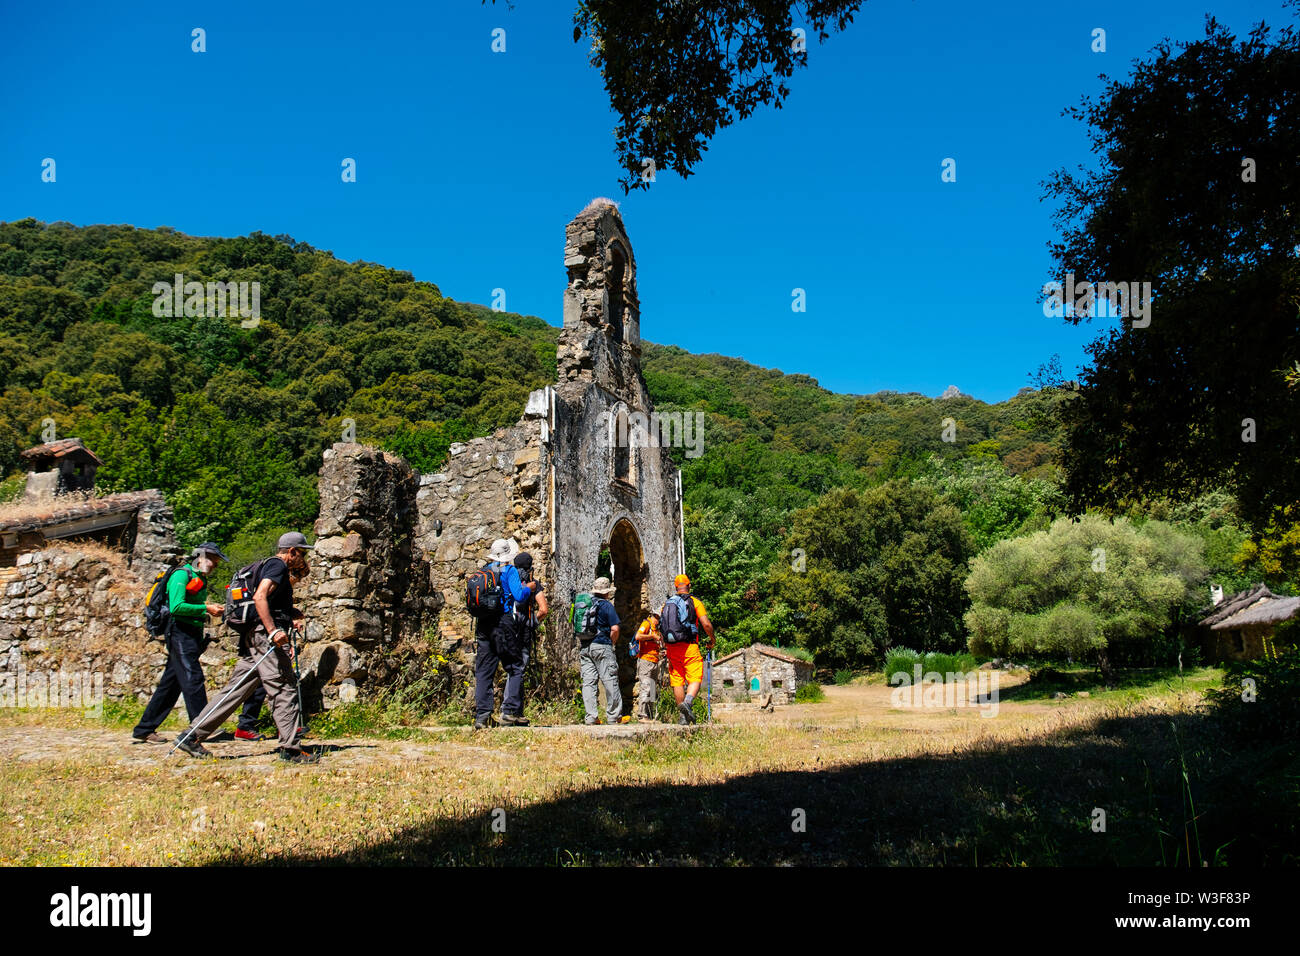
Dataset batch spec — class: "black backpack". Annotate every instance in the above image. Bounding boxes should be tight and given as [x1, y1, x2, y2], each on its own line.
[224, 558, 269, 633]
[466, 562, 507, 617]
[661, 594, 699, 644]
[143, 565, 184, 637]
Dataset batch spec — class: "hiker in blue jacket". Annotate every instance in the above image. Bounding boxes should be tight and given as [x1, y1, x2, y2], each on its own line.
[474, 539, 547, 728]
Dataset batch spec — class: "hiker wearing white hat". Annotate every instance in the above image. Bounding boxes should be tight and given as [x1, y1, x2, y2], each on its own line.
[472, 539, 543, 728]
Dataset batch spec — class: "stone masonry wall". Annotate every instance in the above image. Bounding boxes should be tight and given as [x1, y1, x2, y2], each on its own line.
[130, 494, 185, 582]
[0, 546, 238, 706]
[300, 443, 440, 707]
[414, 418, 547, 696]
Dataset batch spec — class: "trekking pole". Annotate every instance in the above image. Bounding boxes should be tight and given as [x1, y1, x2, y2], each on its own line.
[705, 649, 712, 723]
[167, 645, 277, 756]
[289, 626, 306, 731]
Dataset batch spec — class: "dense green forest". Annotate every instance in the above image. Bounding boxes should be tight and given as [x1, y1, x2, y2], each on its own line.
[0, 220, 1285, 670]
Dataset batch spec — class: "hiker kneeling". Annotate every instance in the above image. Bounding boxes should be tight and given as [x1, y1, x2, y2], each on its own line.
[174, 533, 317, 764]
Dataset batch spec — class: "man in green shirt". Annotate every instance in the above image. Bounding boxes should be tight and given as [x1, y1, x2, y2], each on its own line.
[131, 543, 228, 744]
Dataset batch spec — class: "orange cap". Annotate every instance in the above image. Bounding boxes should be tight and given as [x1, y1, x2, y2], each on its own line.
[674, 574, 691, 589]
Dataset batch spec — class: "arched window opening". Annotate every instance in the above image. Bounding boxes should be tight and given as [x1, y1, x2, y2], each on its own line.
[607, 244, 626, 342]
[613, 406, 631, 482]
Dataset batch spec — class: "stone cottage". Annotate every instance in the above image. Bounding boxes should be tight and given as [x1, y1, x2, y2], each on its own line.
[303, 200, 687, 711]
[1, 438, 182, 574]
[711, 644, 815, 705]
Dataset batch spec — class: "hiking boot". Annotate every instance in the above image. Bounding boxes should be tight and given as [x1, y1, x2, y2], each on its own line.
[618, 715, 632, 724]
[132, 732, 168, 744]
[678, 701, 696, 724]
[499, 713, 530, 726]
[174, 737, 213, 759]
[279, 747, 320, 764]
[234, 728, 267, 741]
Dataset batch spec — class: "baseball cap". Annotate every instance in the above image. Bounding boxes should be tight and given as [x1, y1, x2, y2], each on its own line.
[277, 531, 315, 551]
[674, 574, 691, 589]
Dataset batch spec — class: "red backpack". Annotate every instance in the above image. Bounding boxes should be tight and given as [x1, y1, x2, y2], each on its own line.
[466, 562, 506, 617]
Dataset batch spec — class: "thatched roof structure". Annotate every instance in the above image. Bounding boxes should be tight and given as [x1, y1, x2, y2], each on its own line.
[1199, 584, 1300, 631]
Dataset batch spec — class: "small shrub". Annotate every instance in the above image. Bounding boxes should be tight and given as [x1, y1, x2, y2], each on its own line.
[0, 474, 24, 504]
[833, 668, 854, 686]
[1206, 650, 1300, 741]
[794, 682, 825, 703]
[921, 651, 977, 676]
[883, 647, 922, 683]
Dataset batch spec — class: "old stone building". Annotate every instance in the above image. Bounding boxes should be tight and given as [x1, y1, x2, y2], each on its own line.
[415, 200, 686, 711]
[711, 644, 815, 705]
[1198, 584, 1300, 662]
[1, 203, 687, 717]
[292, 201, 685, 711]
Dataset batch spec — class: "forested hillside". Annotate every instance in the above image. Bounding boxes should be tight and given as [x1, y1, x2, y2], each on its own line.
[0, 220, 1276, 668]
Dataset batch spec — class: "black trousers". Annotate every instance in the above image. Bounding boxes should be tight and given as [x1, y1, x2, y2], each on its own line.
[474, 615, 531, 719]
[133, 620, 208, 738]
[237, 686, 266, 731]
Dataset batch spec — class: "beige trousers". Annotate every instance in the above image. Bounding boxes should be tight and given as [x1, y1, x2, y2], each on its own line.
[186, 626, 301, 748]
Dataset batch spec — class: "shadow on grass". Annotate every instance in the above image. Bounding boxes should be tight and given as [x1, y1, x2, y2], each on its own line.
[171, 743, 373, 762]
[216, 710, 1298, 866]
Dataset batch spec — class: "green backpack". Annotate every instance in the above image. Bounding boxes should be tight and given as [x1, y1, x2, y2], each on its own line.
[570, 593, 600, 637]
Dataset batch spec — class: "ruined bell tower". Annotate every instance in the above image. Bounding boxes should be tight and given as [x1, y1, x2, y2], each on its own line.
[409, 199, 685, 713]
[557, 199, 648, 408]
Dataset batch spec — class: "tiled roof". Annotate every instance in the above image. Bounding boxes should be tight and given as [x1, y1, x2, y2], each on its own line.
[19, 438, 103, 465]
[0, 490, 162, 534]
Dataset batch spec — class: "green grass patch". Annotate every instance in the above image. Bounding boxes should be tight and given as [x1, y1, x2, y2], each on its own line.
[883, 648, 979, 683]
[1006, 665, 1224, 704]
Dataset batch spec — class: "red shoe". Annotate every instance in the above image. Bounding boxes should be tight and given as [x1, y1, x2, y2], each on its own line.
[234, 728, 267, 741]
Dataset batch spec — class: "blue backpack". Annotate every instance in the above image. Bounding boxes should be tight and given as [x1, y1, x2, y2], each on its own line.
[661, 594, 699, 644]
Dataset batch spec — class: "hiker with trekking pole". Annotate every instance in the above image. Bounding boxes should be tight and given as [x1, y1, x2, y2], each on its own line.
[171, 532, 319, 763]
[232, 561, 312, 743]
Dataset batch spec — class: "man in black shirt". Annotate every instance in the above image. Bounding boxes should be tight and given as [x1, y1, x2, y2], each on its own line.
[175, 532, 317, 763]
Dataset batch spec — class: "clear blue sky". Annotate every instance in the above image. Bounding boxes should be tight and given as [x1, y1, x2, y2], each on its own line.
[0, 0, 1287, 401]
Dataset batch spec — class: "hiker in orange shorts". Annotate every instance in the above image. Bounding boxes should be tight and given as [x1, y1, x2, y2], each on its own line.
[659, 574, 714, 724]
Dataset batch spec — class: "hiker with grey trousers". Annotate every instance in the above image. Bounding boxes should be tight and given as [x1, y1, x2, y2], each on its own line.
[175, 532, 317, 764]
[580, 577, 624, 724]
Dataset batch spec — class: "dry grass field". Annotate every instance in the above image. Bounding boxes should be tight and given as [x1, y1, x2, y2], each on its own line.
[1, 667, 1294, 866]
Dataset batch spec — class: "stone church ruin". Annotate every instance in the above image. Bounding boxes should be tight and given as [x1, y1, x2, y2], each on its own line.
[1, 202, 687, 717]
[301, 201, 687, 711]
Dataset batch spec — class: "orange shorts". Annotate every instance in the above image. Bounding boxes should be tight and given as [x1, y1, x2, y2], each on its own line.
[665, 642, 704, 687]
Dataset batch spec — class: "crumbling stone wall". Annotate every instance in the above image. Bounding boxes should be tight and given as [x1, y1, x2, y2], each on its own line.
[409, 202, 686, 711]
[0, 546, 236, 704]
[414, 418, 547, 698]
[130, 493, 185, 581]
[301, 443, 440, 707]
